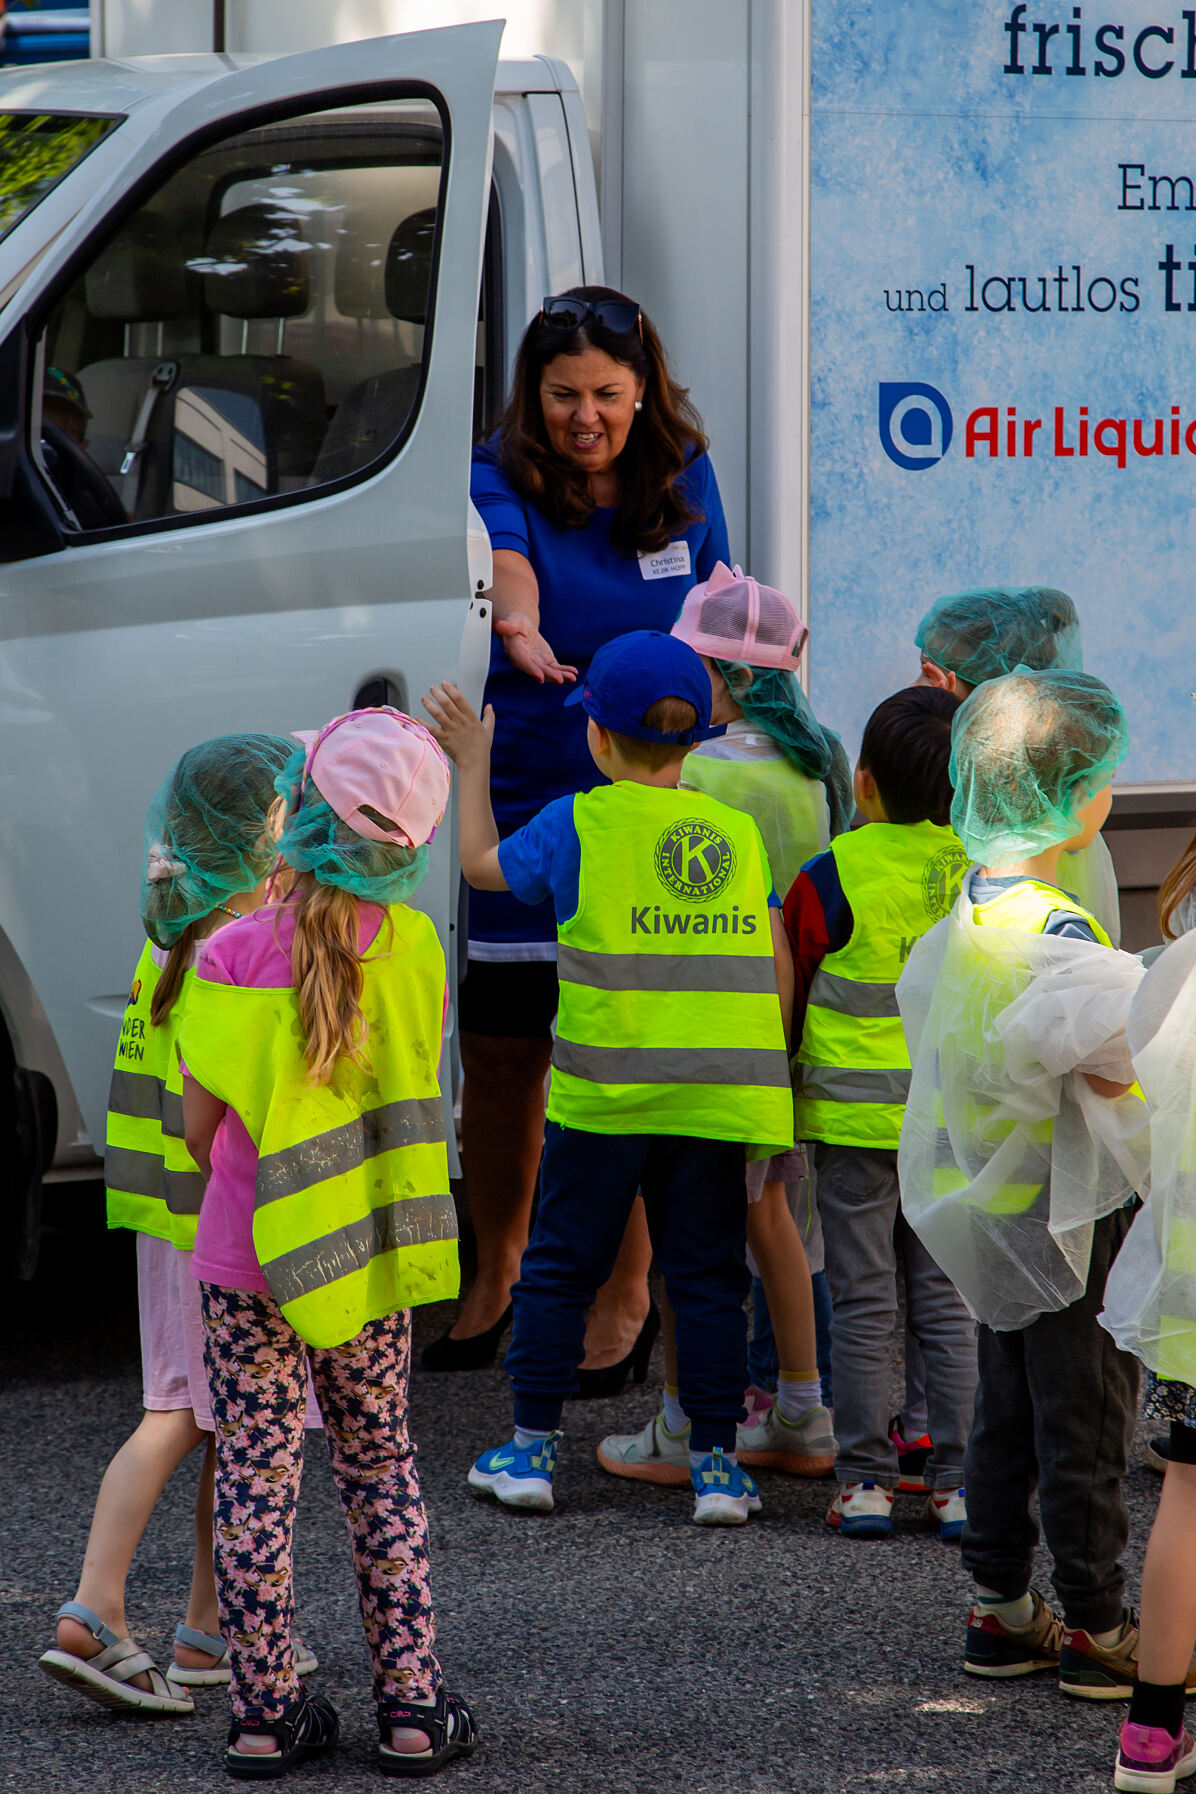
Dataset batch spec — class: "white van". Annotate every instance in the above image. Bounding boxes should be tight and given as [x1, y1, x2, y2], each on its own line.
[0, 22, 602, 1267]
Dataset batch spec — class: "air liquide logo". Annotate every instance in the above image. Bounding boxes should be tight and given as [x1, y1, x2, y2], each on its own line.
[879, 382, 954, 470]
[655, 819, 737, 903]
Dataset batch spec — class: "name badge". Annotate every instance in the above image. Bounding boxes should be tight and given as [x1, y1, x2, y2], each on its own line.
[638, 541, 692, 581]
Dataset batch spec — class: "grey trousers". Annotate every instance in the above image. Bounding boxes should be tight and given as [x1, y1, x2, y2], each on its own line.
[816, 1144, 978, 1490]
[962, 1206, 1140, 1634]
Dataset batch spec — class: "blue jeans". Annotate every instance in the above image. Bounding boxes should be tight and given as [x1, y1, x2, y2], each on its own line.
[747, 1273, 834, 1406]
[507, 1122, 751, 1453]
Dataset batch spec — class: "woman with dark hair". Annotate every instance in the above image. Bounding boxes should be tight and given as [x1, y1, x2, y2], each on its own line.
[424, 287, 730, 1380]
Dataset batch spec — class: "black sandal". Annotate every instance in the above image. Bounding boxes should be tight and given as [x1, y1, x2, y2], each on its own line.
[377, 1689, 478, 1777]
[225, 1692, 340, 1780]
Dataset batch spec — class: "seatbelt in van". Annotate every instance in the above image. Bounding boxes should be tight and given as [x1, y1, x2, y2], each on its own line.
[117, 360, 177, 510]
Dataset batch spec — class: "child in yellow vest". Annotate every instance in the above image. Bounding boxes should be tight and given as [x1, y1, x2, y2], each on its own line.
[424, 630, 794, 1527]
[785, 687, 978, 1541]
[178, 709, 476, 1780]
[38, 734, 317, 1717]
[597, 565, 844, 1486]
[898, 669, 1175, 1701]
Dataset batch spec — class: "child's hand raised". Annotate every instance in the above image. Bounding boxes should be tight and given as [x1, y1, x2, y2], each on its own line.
[421, 683, 495, 769]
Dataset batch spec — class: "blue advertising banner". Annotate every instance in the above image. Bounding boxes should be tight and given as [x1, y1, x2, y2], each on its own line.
[809, 0, 1196, 784]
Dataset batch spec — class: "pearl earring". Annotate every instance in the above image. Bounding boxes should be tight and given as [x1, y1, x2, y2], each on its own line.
[634, 400, 643, 412]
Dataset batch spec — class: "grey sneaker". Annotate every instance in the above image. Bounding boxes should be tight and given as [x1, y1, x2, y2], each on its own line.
[596, 1409, 691, 1486]
[736, 1403, 837, 1475]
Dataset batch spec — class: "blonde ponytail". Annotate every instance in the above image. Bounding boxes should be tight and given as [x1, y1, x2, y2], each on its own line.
[289, 875, 369, 1083]
[150, 921, 199, 1027]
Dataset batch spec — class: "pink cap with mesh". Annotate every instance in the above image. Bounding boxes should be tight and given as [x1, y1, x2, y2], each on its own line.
[671, 562, 808, 671]
[291, 708, 450, 848]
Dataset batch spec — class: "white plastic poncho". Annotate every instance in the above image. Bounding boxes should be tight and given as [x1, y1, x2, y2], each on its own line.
[897, 882, 1149, 1331]
[1101, 927, 1196, 1385]
[1059, 833, 1122, 948]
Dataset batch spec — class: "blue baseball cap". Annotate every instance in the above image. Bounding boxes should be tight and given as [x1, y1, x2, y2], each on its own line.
[564, 629, 723, 743]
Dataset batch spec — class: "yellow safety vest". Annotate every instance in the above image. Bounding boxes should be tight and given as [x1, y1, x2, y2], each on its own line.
[105, 942, 204, 1248]
[680, 746, 831, 901]
[550, 781, 793, 1146]
[794, 821, 968, 1149]
[935, 876, 1113, 1216]
[178, 903, 458, 1348]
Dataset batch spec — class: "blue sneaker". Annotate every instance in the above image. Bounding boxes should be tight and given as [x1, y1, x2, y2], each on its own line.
[467, 1433, 560, 1512]
[690, 1448, 762, 1526]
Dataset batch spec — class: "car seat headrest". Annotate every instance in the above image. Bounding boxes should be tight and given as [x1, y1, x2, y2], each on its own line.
[85, 213, 187, 322]
[385, 207, 437, 325]
[195, 203, 310, 321]
[334, 206, 437, 324]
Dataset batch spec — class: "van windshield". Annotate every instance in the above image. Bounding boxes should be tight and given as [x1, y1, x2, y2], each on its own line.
[0, 112, 119, 242]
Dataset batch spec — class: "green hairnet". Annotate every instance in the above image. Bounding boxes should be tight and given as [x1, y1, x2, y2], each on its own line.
[141, 734, 294, 948]
[916, 586, 1082, 688]
[716, 661, 855, 837]
[275, 745, 430, 903]
[949, 669, 1128, 864]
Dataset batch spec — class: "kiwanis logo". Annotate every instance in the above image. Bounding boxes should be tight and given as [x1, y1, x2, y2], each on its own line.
[654, 819, 737, 903]
[922, 843, 969, 920]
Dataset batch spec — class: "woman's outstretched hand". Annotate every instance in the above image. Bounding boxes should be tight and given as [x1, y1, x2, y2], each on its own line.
[494, 613, 577, 685]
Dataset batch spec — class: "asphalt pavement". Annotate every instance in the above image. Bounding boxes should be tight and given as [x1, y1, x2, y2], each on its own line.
[0, 1191, 1165, 1794]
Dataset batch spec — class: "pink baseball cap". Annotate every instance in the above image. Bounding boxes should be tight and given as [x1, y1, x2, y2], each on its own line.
[671, 561, 809, 672]
[291, 707, 450, 848]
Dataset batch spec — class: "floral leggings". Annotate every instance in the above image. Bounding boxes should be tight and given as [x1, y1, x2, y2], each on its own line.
[199, 1285, 441, 1722]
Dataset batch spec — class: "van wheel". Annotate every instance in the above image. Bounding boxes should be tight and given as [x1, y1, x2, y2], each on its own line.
[0, 1023, 56, 1280]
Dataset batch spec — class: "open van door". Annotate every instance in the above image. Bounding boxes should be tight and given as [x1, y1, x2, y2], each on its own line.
[0, 23, 501, 1203]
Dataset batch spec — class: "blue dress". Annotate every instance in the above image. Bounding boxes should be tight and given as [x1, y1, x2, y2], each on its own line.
[468, 439, 730, 957]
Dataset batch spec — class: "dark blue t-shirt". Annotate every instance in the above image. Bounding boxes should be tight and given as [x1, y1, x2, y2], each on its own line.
[469, 439, 730, 955]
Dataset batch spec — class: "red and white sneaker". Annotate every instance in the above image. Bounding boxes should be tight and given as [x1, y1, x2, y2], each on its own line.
[825, 1481, 894, 1538]
[925, 1487, 966, 1541]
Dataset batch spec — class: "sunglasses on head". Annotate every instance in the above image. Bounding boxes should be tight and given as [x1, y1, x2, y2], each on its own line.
[540, 294, 643, 340]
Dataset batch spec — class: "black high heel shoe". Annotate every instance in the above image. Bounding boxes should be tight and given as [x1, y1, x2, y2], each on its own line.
[421, 1303, 513, 1372]
[570, 1301, 660, 1401]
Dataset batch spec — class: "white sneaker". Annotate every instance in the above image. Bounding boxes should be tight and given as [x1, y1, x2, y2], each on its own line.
[736, 1403, 837, 1476]
[596, 1410, 691, 1487]
[825, 1480, 894, 1538]
[926, 1486, 967, 1541]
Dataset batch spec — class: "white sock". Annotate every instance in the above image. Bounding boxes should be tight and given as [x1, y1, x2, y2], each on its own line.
[689, 1447, 738, 1470]
[513, 1426, 551, 1451]
[1091, 1617, 1128, 1648]
[661, 1386, 688, 1434]
[776, 1375, 823, 1422]
[977, 1586, 1034, 1629]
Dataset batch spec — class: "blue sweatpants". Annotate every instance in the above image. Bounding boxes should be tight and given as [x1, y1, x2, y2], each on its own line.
[507, 1121, 751, 1453]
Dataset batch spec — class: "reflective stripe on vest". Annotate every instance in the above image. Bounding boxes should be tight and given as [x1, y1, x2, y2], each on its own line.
[550, 783, 793, 1146]
[794, 822, 968, 1149]
[104, 942, 202, 1248]
[178, 903, 459, 1348]
[950, 878, 1112, 1217]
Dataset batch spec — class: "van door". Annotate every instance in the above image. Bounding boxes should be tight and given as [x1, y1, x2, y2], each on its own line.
[0, 23, 500, 1162]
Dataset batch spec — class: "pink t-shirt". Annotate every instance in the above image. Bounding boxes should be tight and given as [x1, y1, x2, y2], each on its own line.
[187, 903, 395, 1293]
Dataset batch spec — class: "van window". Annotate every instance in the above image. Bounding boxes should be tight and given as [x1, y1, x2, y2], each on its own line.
[33, 96, 457, 534]
[0, 113, 118, 242]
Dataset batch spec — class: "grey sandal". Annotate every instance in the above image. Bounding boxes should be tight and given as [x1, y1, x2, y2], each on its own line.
[39, 1602, 194, 1716]
[167, 1624, 319, 1688]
